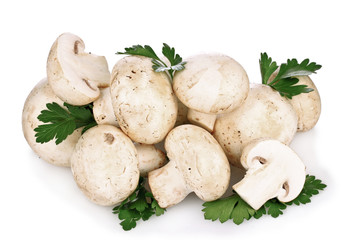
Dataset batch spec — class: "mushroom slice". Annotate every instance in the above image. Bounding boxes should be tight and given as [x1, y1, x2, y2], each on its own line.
[232, 139, 306, 210]
[213, 83, 297, 167]
[173, 53, 249, 132]
[135, 143, 168, 177]
[110, 56, 177, 144]
[71, 125, 139, 206]
[93, 88, 118, 127]
[22, 78, 81, 167]
[47, 33, 110, 105]
[148, 124, 231, 208]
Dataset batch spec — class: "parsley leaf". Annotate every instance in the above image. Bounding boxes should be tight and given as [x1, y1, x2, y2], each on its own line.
[287, 175, 327, 206]
[34, 102, 96, 145]
[264, 199, 286, 218]
[112, 177, 166, 231]
[116, 43, 185, 81]
[202, 175, 326, 225]
[260, 53, 321, 99]
[203, 193, 255, 225]
[161, 43, 186, 79]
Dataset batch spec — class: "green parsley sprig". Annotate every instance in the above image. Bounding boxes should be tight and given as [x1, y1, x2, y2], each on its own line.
[202, 175, 326, 225]
[34, 102, 97, 145]
[112, 177, 166, 231]
[116, 43, 186, 81]
[260, 53, 322, 99]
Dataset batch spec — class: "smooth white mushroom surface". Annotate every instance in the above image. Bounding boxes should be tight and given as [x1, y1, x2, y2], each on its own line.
[71, 125, 139, 206]
[110, 56, 178, 144]
[93, 88, 118, 127]
[173, 53, 249, 132]
[22, 78, 82, 167]
[173, 53, 249, 114]
[47, 32, 110, 105]
[288, 76, 321, 132]
[232, 139, 306, 210]
[213, 83, 297, 167]
[148, 124, 230, 208]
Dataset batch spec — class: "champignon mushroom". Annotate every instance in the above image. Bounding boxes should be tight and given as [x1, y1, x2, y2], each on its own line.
[173, 53, 249, 132]
[110, 56, 178, 144]
[135, 143, 167, 177]
[93, 88, 118, 127]
[22, 78, 82, 167]
[213, 83, 297, 167]
[288, 76, 321, 131]
[268, 70, 321, 132]
[71, 125, 139, 206]
[232, 139, 306, 210]
[47, 32, 110, 106]
[148, 124, 230, 208]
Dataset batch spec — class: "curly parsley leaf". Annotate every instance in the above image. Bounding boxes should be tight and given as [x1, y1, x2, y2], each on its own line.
[112, 177, 166, 231]
[116, 43, 185, 81]
[34, 102, 96, 145]
[202, 175, 326, 225]
[260, 53, 321, 99]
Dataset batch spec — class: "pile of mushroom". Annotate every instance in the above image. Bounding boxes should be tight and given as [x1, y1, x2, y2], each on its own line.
[22, 32, 321, 213]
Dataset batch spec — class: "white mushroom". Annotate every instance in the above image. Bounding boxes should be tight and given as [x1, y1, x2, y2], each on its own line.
[232, 139, 306, 210]
[110, 56, 178, 144]
[173, 53, 249, 132]
[93, 88, 118, 127]
[213, 83, 297, 167]
[135, 143, 167, 177]
[71, 125, 139, 206]
[288, 76, 321, 131]
[268, 70, 321, 132]
[47, 32, 110, 105]
[22, 78, 82, 167]
[148, 124, 230, 208]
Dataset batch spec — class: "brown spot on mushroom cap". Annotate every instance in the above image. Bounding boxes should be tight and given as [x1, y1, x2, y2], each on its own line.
[104, 133, 114, 144]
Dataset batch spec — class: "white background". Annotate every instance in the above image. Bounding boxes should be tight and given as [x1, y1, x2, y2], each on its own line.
[1, 0, 359, 239]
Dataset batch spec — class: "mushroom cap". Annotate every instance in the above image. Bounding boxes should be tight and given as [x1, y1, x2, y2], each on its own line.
[213, 84, 298, 167]
[173, 53, 249, 114]
[22, 78, 82, 167]
[47, 32, 110, 105]
[135, 143, 167, 177]
[93, 88, 118, 127]
[110, 56, 178, 144]
[71, 125, 139, 206]
[288, 76, 321, 131]
[233, 139, 306, 209]
[165, 124, 230, 201]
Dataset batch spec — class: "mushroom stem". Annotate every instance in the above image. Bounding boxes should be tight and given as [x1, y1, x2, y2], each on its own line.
[148, 160, 191, 208]
[187, 109, 217, 132]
